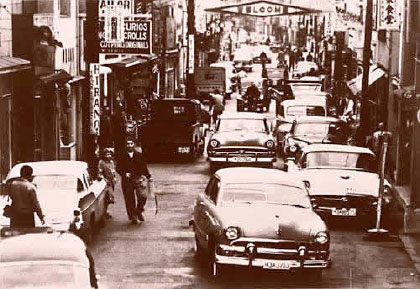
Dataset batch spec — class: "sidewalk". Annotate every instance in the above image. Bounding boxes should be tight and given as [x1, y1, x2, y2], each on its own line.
[390, 183, 420, 273]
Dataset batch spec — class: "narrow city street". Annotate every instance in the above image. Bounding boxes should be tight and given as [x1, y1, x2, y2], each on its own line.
[89, 97, 419, 289]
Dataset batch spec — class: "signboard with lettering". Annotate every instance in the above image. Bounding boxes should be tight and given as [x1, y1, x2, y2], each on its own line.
[90, 63, 101, 135]
[98, 19, 152, 54]
[205, 0, 316, 17]
[378, 0, 400, 30]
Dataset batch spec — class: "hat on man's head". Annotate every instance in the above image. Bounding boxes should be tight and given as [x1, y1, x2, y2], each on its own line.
[20, 165, 33, 178]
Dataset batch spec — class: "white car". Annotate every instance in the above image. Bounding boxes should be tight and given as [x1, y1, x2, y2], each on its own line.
[289, 144, 392, 225]
[0, 161, 108, 243]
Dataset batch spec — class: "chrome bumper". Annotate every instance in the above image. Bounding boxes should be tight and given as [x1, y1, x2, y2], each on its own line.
[208, 156, 275, 163]
[216, 255, 329, 269]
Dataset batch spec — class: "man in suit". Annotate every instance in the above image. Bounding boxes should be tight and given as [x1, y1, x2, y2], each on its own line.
[117, 137, 152, 224]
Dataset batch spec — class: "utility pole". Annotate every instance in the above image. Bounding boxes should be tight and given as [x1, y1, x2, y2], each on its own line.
[186, 0, 195, 98]
[85, 0, 100, 176]
[359, 0, 374, 144]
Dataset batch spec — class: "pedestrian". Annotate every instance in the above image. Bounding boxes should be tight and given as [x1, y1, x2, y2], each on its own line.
[116, 137, 153, 224]
[210, 89, 225, 127]
[6, 165, 45, 228]
[98, 148, 116, 218]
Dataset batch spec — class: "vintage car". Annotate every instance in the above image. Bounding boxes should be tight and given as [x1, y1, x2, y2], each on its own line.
[207, 113, 276, 171]
[289, 144, 392, 225]
[292, 61, 319, 79]
[0, 230, 100, 288]
[282, 116, 348, 158]
[139, 98, 206, 159]
[274, 99, 327, 149]
[192, 167, 330, 279]
[0, 161, 108, 244]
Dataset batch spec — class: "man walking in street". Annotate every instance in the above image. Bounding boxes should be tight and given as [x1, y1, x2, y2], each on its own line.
[117, 137, 153, 224]
[7, 165, 45, 228]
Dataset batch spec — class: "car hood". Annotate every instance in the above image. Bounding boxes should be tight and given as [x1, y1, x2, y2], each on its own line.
[296, 169, 379, 197]
[217, 204, 325, 241]
[212, 131, 272, 147]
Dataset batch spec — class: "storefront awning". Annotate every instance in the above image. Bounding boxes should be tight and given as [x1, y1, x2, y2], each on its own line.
[38, 69, 72, 84]
[104, 57, 149, 70]
[347, 65, 386, 95]
[0, 56, 31, 75]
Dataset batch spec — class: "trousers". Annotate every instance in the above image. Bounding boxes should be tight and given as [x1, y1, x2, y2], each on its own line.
[121, 176, 148, 221]
[10, 212, 35, 228]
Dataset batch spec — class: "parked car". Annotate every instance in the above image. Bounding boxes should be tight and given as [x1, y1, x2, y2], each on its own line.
[139, 99, 206, 159]
[274, 99, 327, 148]
[282, 116, 348, 158]
[289, 144, 392, 225]
[191, 167, 330, 279]
[0, 161, 108, 244]
[207, 113, 276, 172]
[0, 229, 100, 288]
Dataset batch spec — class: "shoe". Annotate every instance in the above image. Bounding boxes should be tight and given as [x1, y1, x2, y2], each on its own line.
[106, 212, 112, 219]
[130, 219, 138, 225]
[137, 213, 144, 222]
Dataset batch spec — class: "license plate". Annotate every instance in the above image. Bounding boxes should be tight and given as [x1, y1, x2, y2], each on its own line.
[232, 156, 252, 162]
[263, 261, 291, 270]
[177, 147, 190, 154]
[332, 208, 357, 216]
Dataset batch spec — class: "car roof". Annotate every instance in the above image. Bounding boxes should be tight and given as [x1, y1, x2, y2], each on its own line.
[301, 144, 375, 155]
[0, 232, 89, 266]
[281, 99, 326, 106]
[7, 161, 88, 179]
[294, 116, 342, 123]
[220, 112, 268, 120]
[215, 167, 304, 187]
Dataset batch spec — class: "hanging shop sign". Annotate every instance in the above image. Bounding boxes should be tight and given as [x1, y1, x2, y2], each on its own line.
[205, 0, 319, 17]
[98, 19, 152, 54]
[90, 63, 101, 135]
[378, 0, 400, 30]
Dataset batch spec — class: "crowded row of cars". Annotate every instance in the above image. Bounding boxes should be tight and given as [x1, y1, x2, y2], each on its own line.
[192, 59, 391, 281]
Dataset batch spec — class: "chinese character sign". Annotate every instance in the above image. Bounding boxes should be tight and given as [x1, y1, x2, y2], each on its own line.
[379, 0, 400, 30]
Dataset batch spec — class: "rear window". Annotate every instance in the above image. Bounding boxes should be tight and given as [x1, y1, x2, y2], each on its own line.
[151, 101, 198, 122]
[286, 106, 325, 117]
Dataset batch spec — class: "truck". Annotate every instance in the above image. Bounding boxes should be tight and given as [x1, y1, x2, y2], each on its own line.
[138, 99, 206, 160]
[194, 67, 226, 103]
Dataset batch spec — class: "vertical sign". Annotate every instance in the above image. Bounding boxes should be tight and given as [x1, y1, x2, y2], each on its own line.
[188, 34, 194, 74]
[378, 0, 399, 30]
[90, 63, 101, 135]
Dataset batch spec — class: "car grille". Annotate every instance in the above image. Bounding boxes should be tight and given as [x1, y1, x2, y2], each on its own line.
[224, 239, 328, 261]
[311, 195, 376, 212]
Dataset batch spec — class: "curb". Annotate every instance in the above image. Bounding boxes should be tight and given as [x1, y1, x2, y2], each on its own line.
[399, 234, 420, 274]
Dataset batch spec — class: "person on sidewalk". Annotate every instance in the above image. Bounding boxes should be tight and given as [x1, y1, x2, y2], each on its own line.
[98, 148, 116, 218]
[6, 165, 45, 228]
[116, 137, 152, 224]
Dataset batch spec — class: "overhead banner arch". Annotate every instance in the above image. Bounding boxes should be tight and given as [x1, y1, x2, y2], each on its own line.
[204, 0, 328, 17]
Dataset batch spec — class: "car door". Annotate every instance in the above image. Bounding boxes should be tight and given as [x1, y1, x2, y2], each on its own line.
[202, 177, 221, 249]
[77, 176, 95, 231]
[195, 176, 218, 249]
[85, 171, 107, 225]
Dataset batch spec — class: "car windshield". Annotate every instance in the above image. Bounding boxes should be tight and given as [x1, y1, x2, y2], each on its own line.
[305, 151, 377, 172]
[220, 183, 310, 208]
[0, 264, 91, 288]
[286, 106, 325, 117]
[294, 123, 330, 136]
[33, 175, 78, 191]
[218, 119, 267, 132]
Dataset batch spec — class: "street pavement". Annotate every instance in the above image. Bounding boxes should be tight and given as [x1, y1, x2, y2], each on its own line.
[89, 65, 420, 289]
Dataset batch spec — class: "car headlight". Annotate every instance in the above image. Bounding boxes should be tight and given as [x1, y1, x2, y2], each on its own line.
[265, 140, 275, 148]
[314, 231, 329, 244]
[289, 145, 297, 152]
[225, 226, 240, 240]
[209, 139, 220, 148]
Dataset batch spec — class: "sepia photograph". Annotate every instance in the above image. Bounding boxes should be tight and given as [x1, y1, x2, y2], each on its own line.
[0, 0, 419, 288]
